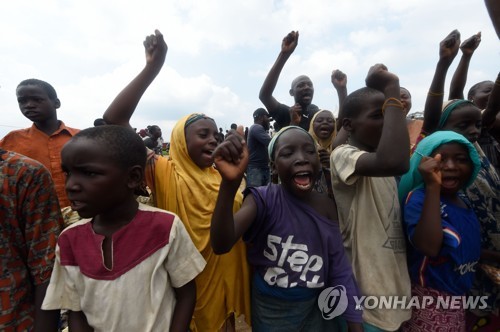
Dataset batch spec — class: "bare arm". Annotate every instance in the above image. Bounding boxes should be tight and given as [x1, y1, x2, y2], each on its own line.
[103, 30, 167, 127]
[210, 133, 256, 254]
[484, 73, 500, 142]
[331, 69, 348, 130]
[422, 30, 461, 134]
[68, 311, 94, 332]
[449, 32, 481, 100]
[170, 280, 196, 332]
[33, 282, 59, 332]
[412, 156, 444, 257]
[354, 64, 410, 176]
[485, 0, 500, 39]
[259, 31, 299, 117]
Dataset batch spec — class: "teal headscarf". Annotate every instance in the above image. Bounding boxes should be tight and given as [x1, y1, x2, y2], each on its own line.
[268, 126, 313, 161]
[438, 99, 475, 129]
[398, 131, 481, 203]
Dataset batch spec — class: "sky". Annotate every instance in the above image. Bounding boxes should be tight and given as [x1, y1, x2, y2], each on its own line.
[1, 0, 498, 140]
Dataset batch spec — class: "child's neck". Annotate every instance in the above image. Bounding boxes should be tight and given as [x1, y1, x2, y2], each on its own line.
[283, 186, 332, 219]
[92, 199, 139, 237]
[34, 119, 61, 136]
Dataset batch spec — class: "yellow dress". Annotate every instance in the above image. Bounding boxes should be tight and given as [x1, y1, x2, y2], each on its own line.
[146, 114, 251, 331]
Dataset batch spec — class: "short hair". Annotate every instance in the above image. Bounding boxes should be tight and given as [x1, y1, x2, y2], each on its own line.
[230, 123, 237, 130]
[71, 125, 147, 169]
[17, 79, 58, 101]
[467, 80, 494, 100]
[342, 87, 383, 118]
[291, 75, 312, 89]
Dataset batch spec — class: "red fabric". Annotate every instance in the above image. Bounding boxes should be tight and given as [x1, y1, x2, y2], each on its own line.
[59, 210, 174, 280]
[0, 150, 62, 330]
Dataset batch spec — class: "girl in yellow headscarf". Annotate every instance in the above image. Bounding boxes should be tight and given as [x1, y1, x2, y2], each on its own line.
[103, 30, 251, 332]
[308, 110, 336, 198]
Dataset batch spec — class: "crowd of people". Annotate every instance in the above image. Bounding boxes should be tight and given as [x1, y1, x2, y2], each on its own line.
[1, 3, 500, 331]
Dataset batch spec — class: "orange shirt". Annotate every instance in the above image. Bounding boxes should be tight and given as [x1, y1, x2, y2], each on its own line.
[0, 122, 79, 208]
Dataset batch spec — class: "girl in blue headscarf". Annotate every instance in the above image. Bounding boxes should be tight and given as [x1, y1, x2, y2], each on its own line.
[399, 131, 481, 331]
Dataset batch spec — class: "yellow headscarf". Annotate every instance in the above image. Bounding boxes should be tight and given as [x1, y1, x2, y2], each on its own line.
[151, 114, 250, 331]
[308, 109, 336, 153]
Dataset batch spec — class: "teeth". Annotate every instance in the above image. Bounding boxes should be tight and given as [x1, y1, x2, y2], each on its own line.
[295, 172, 309, 176]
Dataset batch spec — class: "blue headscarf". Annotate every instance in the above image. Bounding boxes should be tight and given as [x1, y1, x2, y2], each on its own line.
[268, 126, 314, 161]
[398, 131, 481, 203]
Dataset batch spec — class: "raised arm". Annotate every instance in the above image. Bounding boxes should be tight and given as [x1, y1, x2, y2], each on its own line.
[421, 30, 461, 134]
[103, 30, 167, 127]
[412, 155, 444, 257]
[331, 69, 348, 131]
[485, 0, 500, 39]
[259, 31, 299, 117]
[354, 64, 410, 176]
[449, 32, 481, 100]
[484, 72, 500, 141]
[210, 132, 256, 254]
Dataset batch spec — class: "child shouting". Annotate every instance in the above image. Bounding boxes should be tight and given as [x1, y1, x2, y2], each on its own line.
[210, 126, 363, 331]
[102, 30, 251, 331]
[398, 131, 481, 331]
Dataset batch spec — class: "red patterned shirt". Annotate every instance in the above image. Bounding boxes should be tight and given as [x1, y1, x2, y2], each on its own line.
[0, 149, 63, 331]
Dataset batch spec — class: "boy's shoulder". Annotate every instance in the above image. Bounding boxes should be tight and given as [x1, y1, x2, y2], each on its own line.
[0, 127, 33, 143]
[0, 149, 49, 176]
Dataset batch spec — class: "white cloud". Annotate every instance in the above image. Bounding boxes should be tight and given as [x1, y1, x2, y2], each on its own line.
[0, 0, 498, 142]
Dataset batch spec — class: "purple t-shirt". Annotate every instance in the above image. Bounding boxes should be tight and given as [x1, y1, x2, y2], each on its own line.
[244, 184, 362, 322]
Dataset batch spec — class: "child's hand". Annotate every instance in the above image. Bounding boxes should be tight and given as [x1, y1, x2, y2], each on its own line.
[289, 103, 302, 125]
[281, 31, 299, 55]
[318, 148, 330, 168]
[418, 154, 442, 186]
[460, 32, 481, 56]
[143, 29, 168, 68]
[439, 29, 460, 64]
[213, 131, 248, 182]
[365, 64, 399, 93]
[331, 69, 347, 90]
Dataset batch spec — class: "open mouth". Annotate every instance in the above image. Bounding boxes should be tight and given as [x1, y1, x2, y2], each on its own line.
[441, 177, 460, 189]
[70, 200, 86, 211]
[293, 171, 313, 190]
[319, 127, 333, 135]
[202, 149, 215, 163]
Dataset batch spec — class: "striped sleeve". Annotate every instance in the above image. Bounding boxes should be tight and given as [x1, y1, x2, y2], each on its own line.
[330, 145, 367, 186]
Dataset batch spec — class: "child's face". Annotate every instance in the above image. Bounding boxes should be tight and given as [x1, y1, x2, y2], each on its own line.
[16, 84, 59, 123]
[471, 81, 493, 110]
[185, 118, 219, 168]
[272, 129, 319, 197]
[400, 88, 412, 114]
[441, 105, 481, 143]
[432, 142, 473, 195]
[347, 92, 385, 152]
[313, 111, 335, 139]
[61, 138, 133, 218]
